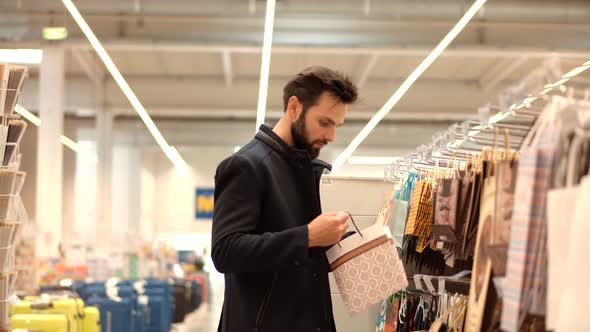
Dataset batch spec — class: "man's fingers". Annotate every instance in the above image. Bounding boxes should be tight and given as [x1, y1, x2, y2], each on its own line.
[323, 212, 341, 217]
[335, 213, 350, 222]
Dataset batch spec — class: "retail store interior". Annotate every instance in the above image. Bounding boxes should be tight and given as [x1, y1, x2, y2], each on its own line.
[0, 0, 589, 331]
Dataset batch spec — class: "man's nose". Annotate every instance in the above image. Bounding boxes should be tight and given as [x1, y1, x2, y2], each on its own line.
[325, 128, 336, 143]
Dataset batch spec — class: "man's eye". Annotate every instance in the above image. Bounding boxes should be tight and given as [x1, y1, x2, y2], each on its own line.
[320, 121, 329, 127]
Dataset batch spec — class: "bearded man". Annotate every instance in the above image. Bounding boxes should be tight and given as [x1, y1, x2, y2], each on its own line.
[212, 66, 358, 332]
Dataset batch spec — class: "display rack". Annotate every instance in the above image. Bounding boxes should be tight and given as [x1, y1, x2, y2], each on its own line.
[0, 63, 30, 332]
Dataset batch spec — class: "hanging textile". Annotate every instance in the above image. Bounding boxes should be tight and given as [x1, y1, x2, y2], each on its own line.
[465, 154, 496, 332]
[404, 179, 433, 253]
[388, 173, 416, 248]
[546, 102, 590, 331]
[556, 175, 590, 331]
[501, 100, 562, 332]
[376, 283, 468, 332]
[488, 159, 518, 277]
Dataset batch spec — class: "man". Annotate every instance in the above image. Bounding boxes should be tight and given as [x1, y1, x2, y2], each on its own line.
[212, 66, 358, 332]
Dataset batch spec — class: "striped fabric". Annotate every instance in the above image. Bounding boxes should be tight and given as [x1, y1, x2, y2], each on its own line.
[501, 102, 561, 331]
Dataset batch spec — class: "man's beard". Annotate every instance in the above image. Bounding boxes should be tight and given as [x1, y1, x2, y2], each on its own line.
[291, 114, 328, 159]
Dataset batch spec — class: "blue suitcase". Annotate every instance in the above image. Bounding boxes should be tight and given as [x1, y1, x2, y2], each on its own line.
[135, 302, 148, 332]
[143, 290, 167, 332]
[144, 280, 173, 329]
[80, 284, 107, 300]
[114, 286, 146, 332]
[87, 297, 135, 332]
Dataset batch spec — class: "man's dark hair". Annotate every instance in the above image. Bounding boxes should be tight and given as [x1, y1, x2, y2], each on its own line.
[283, 66, 358, 113]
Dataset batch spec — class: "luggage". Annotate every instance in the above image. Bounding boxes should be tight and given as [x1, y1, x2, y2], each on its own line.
[143, 289, 167, 332]
[12, 297, 85, 332]
[81, 284, 107, 300]
[190, 280, 202, 311]
[172, 281, 192, 323]
[144, 280, 173, 330]
[83, 306, 102, 332]
[12, 312, 71, 331]
[135, 301, 148, 332]
[112, 285, 146, 332]
[86, 297, 135, 332]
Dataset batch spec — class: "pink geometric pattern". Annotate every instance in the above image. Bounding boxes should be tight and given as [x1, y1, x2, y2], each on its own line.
[333, 241, 408, 316]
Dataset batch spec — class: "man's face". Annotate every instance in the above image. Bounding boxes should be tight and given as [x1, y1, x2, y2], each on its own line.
[291, 92, 347, 159]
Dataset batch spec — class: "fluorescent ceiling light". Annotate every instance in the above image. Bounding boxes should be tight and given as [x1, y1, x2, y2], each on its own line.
[42, 27, 68, 41]
[562, 64, 590, 79]
[14, 105, 98, 162]
[61, 0, 186, 172]
[60, 135, 80, 152]
[348, 156, 401, 165]
[0, 49, 43, 64]
[255, 0, 276, 132]
[168, 146, 188, 177]
[14, 105, 41, 126]
[548, 77, 570, 88]
[60, 135, 98, 163]
[331, 0, 487, 171]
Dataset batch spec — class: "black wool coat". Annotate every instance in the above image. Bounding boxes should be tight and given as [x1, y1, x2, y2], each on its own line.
[212, 125, 336, 332]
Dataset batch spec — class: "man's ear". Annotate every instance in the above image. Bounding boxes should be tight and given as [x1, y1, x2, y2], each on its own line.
[287, 96, 302, 121]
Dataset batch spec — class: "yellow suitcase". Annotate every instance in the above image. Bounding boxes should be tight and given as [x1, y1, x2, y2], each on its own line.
[83, 306, 101, 332]
[12, 312, 71, 331]
[12, 297, 84, 332]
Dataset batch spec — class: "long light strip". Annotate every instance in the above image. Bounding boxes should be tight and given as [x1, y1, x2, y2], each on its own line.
[168, 146, 188, 177]
[332, 0, 487, 171]
[14, 104, 41, 126]
[15, 105, 98, 162]
[61, 0, 186, 171]
[255, 0, 276, 132]
[60, 135, 80, 152]
[0, 49, 43, 64]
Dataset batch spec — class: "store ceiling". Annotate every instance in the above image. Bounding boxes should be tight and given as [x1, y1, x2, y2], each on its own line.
[1, 0, 590, 150]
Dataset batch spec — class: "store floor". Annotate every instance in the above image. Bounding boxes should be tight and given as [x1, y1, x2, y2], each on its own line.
[173, 303, 220, 332]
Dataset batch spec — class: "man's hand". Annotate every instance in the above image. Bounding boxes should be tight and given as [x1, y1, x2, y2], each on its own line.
[308, 212, 350, 248]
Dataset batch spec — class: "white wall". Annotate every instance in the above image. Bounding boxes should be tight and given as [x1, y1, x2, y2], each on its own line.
[141, 143, 407, 239]
[141, 145, 235, 251]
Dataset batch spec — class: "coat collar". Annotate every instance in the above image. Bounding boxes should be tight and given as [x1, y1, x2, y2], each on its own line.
[256, 125, 332, 171]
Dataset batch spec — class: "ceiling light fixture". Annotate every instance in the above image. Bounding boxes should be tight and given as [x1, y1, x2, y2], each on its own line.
[332, 0, 488, 171]
[168, 146, 188, 177]
[61, 0, 187, 172]
[562, 64, 590, 79]
[60, 135, 80, 152]
[255, 0, 276, 132]
[42, 27, 68, 41]
[14, 105, 98, 162]
[14, 105, 41, 126]
[0, 49, 43, 64]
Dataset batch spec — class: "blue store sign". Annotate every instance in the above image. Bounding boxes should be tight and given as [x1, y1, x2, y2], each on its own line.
[195, 188, 215, 220]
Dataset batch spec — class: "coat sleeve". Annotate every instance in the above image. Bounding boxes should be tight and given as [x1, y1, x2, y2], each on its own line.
[211, 155, 311, 274]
